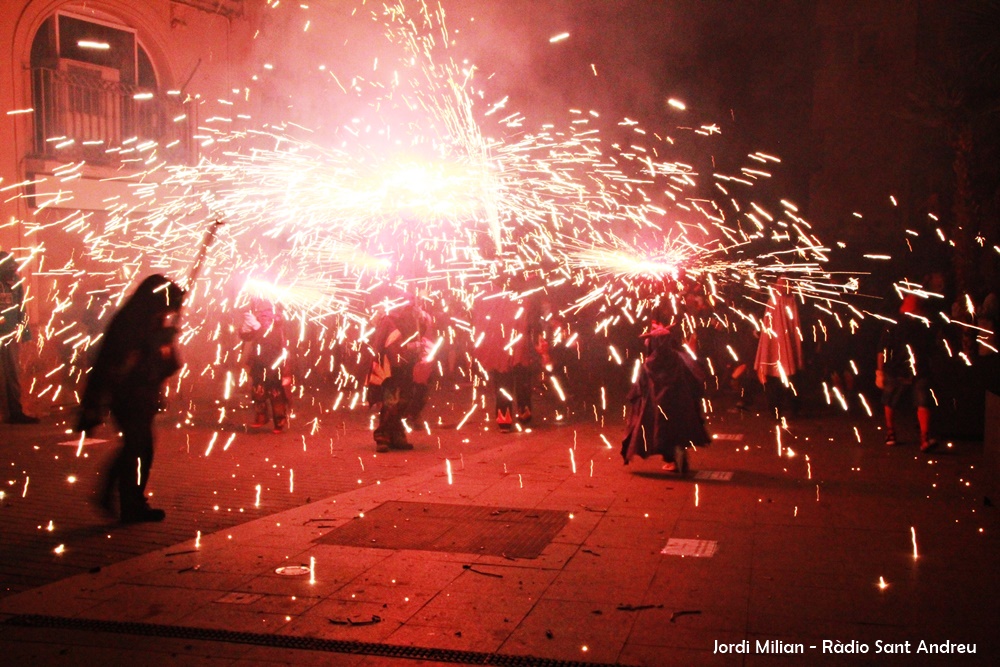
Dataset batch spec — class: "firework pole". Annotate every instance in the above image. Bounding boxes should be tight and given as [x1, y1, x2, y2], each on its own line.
[186, 216, 225, 292]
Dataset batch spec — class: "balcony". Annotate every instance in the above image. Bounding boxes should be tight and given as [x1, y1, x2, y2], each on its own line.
[30, 65, 196, 167]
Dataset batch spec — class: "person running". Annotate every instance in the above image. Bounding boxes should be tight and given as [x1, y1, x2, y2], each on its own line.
[75, 275, 184, 523]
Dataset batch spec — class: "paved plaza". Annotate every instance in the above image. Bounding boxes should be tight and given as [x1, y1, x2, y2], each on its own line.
[1, 385, 996, 666]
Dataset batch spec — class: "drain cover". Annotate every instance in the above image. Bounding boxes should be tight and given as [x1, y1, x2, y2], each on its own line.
[275, 565, 311, 576]
[316, 501, 568, 559]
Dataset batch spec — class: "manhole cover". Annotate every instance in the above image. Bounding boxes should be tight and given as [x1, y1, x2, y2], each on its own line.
[316, 501, 569, 559]
[275, 565, 311, 576]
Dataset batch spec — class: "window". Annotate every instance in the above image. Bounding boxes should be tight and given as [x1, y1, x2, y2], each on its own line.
[29, 12, 192, 165]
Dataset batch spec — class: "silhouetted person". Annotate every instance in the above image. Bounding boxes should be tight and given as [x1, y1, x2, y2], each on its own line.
[622, 322, 710, 474]
[876, 294, 938, 452]
[754, 277, 804, 418]
[473, 293, 540, 432]
[0, 250, 39, 424]
[76, 275, 184, 523]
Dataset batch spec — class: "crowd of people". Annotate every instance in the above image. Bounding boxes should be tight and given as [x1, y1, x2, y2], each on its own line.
[2, 242, 998, 522]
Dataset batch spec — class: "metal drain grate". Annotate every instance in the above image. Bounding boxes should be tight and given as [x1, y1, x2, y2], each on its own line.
[316, 501, 569, 559]
[4, 614, 629, 667]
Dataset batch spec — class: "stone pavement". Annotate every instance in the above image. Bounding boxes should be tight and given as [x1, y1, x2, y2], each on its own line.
[1, 387, 997, 666]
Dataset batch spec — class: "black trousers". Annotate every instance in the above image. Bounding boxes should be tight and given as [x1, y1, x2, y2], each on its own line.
[104, 401, 157, 512]
[374, 368, 415, 445]
[0, 341, 26, 419]
[494, 365, 533, 421]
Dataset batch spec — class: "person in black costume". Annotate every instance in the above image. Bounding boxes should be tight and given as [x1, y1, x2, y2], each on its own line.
[621, 322, 710, 474]
[75, 275, 184, 523]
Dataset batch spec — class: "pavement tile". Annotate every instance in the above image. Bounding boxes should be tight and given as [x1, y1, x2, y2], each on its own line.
[419, 564, 558, 617]
[499, 597, 634, 663]
[79, 582, 218, 623]
[173, 602, 296, 634]
[277, 597, 404, 643]
[582, 514, 675, 551]
[386, 605, 516, 653]
[645, 564, 753, 611]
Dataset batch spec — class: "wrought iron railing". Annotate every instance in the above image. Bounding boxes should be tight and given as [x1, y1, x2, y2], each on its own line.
[30, 66, 196, 165]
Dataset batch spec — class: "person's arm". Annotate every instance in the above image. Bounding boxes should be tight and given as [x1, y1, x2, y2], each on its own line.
[239, 310, 261, 341]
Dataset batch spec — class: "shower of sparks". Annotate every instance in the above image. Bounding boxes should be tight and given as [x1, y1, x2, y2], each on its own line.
[911, 526, 919, 560]
[10, 0, 870, 449]
[446, 458, 453, 484]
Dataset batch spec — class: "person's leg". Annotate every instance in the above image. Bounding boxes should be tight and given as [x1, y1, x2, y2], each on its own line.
[0, 342, 32, 421]
[250, 368, 269, 427]
[0, 343, 16, 418]
[373, 380, 395, 451]
[881, 376, 901, 446]
[917, 407, 931, 439]
[883, 405, 898, 445]
[114, 407, 162, 521]
[386, 379, 412, 449]
[763, 376, 782, 418]
[406, 382, 428, 423]
[915, 378, 937, 451]
[513, 364, 533, 423]
[493, 370, 514, 432]
[268, 379, 289, 432]
[375, 378, 411, 450]
[98, 444, 125, 517]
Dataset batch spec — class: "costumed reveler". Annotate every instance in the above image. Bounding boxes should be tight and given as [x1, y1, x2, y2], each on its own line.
[239, 297, 292, 433]
[754, 277, 804, 418]
[367, 293, 434, 452]
[621, 321, 710, 474]
[472, 292, 540, 432]
[0, 250, 39, 424]
[75, 275, 184, 523]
